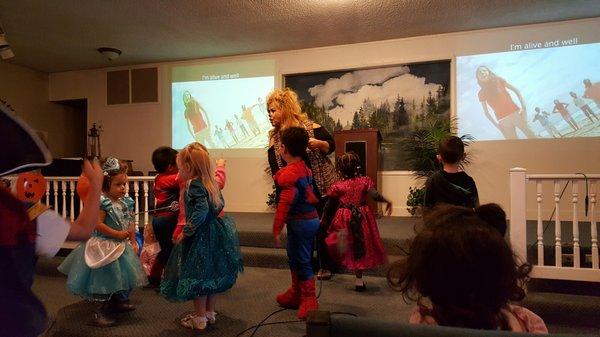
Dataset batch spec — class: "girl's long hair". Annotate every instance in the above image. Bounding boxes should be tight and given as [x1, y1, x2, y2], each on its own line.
[267, 88, 307, 139]
[178, 142, 223, 209]
[476, 66, 503, 97]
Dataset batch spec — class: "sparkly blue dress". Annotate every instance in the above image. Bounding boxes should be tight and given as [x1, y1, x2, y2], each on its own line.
[58, 195, 147, 301]
[160, 179, 243, 301]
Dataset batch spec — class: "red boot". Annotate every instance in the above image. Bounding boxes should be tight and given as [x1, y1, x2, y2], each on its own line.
[276, 271, 301, 309]
[297, 278, 318, 320]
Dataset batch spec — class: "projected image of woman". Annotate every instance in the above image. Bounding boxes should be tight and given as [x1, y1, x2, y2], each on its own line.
[183, 91, 216, 148]
[476, 66, 536, 139]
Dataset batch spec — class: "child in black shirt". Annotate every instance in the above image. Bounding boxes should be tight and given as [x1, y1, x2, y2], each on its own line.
[424, 136, 479, 212]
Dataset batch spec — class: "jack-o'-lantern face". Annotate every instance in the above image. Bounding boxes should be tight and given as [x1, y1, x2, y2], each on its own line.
[17, 172, 46, 203]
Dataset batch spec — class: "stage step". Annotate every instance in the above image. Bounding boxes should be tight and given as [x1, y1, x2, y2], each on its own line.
[523, 292, 600, 329]
[239, 245, 404, 277]
[232, 211, 414, 255]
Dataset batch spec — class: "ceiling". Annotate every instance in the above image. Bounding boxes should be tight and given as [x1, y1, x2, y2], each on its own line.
[1, 0, 599, 73]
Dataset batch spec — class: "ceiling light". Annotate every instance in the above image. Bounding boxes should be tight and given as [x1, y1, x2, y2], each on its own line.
[97, 47, 121, 61]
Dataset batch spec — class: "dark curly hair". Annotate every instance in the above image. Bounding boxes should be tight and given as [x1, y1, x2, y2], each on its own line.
[152, 146, 178, 173]
[395, 204, 531, 330]
[336, 152, 361, 179]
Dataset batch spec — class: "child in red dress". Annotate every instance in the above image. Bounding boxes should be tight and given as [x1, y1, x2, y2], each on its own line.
[322, 152, 392, 291]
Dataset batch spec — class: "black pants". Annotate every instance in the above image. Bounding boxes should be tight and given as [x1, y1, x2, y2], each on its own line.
[152, 214, 178, 264]
[314, 196, 337, 272]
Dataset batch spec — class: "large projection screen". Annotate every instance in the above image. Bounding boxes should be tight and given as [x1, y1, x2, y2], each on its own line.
[457, 40, 600, 141]
[171, 60, 275, 151]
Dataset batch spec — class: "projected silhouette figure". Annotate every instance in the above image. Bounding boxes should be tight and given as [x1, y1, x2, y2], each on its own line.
[183, 91, 216, 148]
[583, 79, 600, 108]
[214, 125, 230, 148]
[225, 119, 239, 143]
[235, 114, 250, 138]
[257, 97, 268, 118]
[552, 100, 579, 131]
[241, 104, 261, 136]
[476, 66, 536, 139]
[533, 107, 562, 138]
[570, 92, 599, 123]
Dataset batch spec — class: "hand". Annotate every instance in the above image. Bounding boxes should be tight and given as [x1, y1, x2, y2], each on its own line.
[82, 159, 103, 192]
[385, 202, 393, 216]
[216, 155, 226, 167]
[274, 234, 282, 248]
[119, 230, 130, 240]
[174, 232, 184, 244]
[307, 138, 323, 151]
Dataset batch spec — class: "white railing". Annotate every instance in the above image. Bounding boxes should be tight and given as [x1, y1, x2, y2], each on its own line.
[6, 175, 156, 227]
[510, 168, 599, 282]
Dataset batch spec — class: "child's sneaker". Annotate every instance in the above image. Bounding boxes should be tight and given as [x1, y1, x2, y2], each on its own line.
[205, 311, 217, 324]
[180, 315, 207, 330]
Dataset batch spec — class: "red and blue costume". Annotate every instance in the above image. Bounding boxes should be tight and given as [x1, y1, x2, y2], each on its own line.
[151, 173, 179, 277]
[272, 160, 319, 319]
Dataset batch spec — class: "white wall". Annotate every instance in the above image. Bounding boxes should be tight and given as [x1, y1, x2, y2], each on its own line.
[0, 61, 85, 157]
[49, 18, 600, 216]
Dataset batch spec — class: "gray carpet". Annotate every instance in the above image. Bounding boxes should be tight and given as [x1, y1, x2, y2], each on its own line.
[37, 213, 600, 336]
[35, 258, 414, 337]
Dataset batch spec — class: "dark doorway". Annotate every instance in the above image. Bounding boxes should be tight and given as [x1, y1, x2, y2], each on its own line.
[55, 99, 87, 157]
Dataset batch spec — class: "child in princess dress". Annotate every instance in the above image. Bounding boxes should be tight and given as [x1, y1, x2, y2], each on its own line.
[322, 152, 392, 291]
[160, 143, 242, 330]
[58, 157, 147, 327]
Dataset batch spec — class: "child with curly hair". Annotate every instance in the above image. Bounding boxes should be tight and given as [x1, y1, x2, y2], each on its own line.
[397, 204, 547, 332]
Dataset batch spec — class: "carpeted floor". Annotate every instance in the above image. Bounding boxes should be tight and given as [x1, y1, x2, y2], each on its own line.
[35, 257, 414, 337]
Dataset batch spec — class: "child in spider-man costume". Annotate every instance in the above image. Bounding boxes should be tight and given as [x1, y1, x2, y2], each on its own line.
[272, 126, 320, 320]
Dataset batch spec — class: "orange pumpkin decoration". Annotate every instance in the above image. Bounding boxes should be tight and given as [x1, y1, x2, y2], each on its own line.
[16, 172, 46, 203]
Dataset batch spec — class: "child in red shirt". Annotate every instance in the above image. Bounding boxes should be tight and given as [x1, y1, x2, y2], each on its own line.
[149, 147, 179, 287]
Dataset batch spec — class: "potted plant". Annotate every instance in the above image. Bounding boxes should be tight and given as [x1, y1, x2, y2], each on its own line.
[401, 115, 473, 216]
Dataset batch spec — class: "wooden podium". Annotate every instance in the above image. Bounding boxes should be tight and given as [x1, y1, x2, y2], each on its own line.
[333, 129, 382, 212]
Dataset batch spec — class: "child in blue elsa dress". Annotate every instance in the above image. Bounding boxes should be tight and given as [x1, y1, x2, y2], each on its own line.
[160, 142, 243, 331]
[58, 157, 147, 326]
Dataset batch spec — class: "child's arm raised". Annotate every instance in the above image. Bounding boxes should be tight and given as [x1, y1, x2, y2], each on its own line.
[67, 160, 103, 240]
[215, 156, 226, 189]
[95, 210, 129, 240]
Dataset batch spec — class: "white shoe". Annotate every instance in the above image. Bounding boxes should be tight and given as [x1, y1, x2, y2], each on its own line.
[180, 315, 207, 330]
[205, 311, 217, 324]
